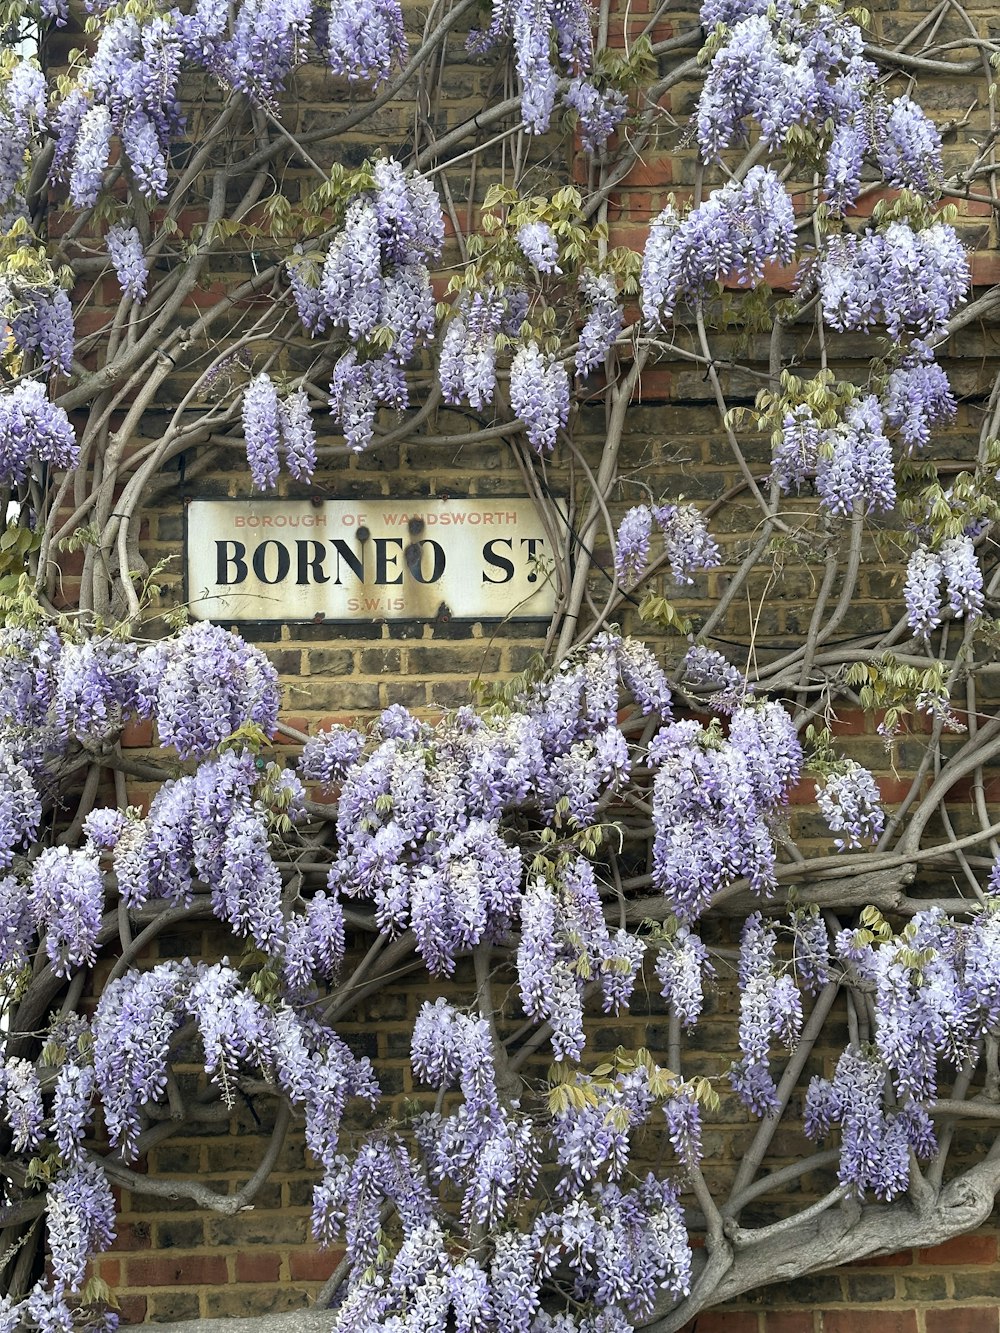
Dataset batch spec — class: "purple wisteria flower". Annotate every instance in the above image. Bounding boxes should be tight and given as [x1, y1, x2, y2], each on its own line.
[772, 404, 821, 492]
[642, 168, 795, 325]
[815, 396, 896, 516]
[614, 506, 653, 586]
[648, 704, 800, 921]
[0, 380, 78, 486]
[816, 761, 884, 849]
[518, 221, 562, 274]
[10, 287, 74, 375]
[30, 845, 104, 976]
[576, 269, 623, 377]
[137, 622, 280, 758]
[904, 545, 943, 639]
[820, 223, 968, 340]
[243, 372, 281, 490]
[940, 534, 983, 620]
[654, 502, 721, 583]
[877, 96, 943, 196]
[47, 1157, 117, 1290]
[655, 925, 714, 1027]
[510, 344, 570, 453]
[883, 358, 955, 451]
[695, 2, 874, 167]
[106, 223, 148, 301]
[563, 76, 627, 153]
[329, 350, 407, 452]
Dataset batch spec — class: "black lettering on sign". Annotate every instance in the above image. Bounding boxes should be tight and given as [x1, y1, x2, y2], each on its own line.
[375, 538, 404, 586]
[296, 540, 329, 586]
[216, 541, 248, 585]
[482, 538, 515, 584]
[520, 537, 543, 583]
[252, 540, 291, 585]
[407, 539, 446, 584]
[329, 539, 365, 585]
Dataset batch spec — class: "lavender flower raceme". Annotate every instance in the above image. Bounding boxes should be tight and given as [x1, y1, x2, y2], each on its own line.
[642, 168, 795, 325]
[576, 269, 623, 377]
[940, 534, 983, 621]
[815, 396, 896, 516]
[10, 288, 75, 375]
[904, 545, 943, 639]
[0, 380, 77, 486]
[106, 223, 147, 302]
[655, 926, 714, 1027]
[821, 223, 969, 340]
[29, 845, 104, 976]
[510, 344, 570, 453]
[817, 762, 884, 849]
[242, 372, 281, 491]
[564, 76, 627, 154]
[518, 221, 562, 274]
[279, 387, 317, 482]
[614, 506, 653, 587]
[137, 622, 280, 759]
[883, 359, 955, 450]
[877, 96, 943, 197]
[654, 503, 721, 583]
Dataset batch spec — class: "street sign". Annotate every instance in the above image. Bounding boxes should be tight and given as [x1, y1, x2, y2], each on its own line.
[185, 497, 559, 622]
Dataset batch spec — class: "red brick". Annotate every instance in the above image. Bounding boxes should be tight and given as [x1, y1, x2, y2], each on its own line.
[236, 1253, 281, 1284]
[829, 709, 872, 736]
[108, 1220, 151, 1250]
[765, 1315, 815, 1333]
[851, 1250, 912, 1267]
[618, 156, 674, 188]
[288, 1250, 344, 1282]
[918, 1235, 998, 1265]
[636, 368, 674, 401]
[970, 253, 1000, 287]
[115, 1295, 146, 1324]
[926, 1312, 998, 1333]
[788, 777, 818, 804]
[120, 718, 154, 748]
[876, 776, 917, 805]
[126, 1255, 228, 1287]
[94, 1259, 121, 1285]
[690, 1316, 759, 1333]
[949, 194, 994, 216]
[845, 187, 904, 217]
[820, 1315, 916, 1333]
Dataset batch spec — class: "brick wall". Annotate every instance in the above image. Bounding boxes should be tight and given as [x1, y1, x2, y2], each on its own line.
[42, 0, 1000, 1321]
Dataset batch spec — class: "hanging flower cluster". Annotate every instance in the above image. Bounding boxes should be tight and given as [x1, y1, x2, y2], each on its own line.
[648, 702, 803, 921]
[695, 0, 943, 214]
[242, 375, 317, 488]
[6, 285, 75, 375]
[105, 222, 148, 302]
[302, 635, 670, 984]
[613, 502, 721, 588]
[45, 0, 407, 218]
[641, 168, 795, 325]
[0, 59, 47, 214]
[440, 289, 525, 410]
[903, 535, 983, 640]
[470, 0, 611, 139]
[510, 343, 571, 453]
[135, 621, 280, 758]
[695, 3, 874, 163]
[286, 160, 442, 453]
[820, 222, 969, 341]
